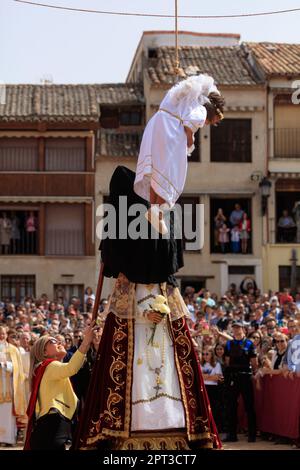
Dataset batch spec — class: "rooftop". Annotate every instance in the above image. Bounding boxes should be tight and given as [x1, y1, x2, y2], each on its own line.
[0, 84, 144, 123]
[246, 42, 300, 77]
[146, 45, 263, 87]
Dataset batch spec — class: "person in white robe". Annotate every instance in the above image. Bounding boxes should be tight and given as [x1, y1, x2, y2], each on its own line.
[0, 326, 26, 446]
[134, 74, 225, 234]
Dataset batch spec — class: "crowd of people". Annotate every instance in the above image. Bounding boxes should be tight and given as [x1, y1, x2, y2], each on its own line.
[0, 282, 300, 448]
[184, 283, 300, 447]
[0, 287, 107, 447]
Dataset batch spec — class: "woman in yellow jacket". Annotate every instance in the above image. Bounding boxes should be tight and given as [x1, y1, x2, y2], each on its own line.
[24, 323, 96, 450]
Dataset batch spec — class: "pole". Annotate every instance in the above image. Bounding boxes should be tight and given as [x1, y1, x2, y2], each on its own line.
[92, 261, 105, 322]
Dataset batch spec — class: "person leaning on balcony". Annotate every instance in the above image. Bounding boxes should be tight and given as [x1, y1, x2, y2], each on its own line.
[0, 212, 12, 255]
[277, 210, 296, 242]
[24, 322, 97, 450]
[238, 213, 251, 254]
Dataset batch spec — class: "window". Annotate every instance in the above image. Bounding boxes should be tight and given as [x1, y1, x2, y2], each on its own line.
[0, 138, 38, 171]
[148, 48, 158, 58]
[1, 275, 36, 303]
[45, 138, 85, 171]
[279, 266, 300, 291]
[45, 204, 85, 256]
[0, 209, 39, 255]
[100, 107, 119, 129]
[228, 266, 255, 275]
[100, 106, 143, 128]
[276, 188, 300, 243]
[211, 119, 252, 162]
[210, 198, 252, 254]
[188, 130, 201, 162]
[177, 196, 201, 251]
[120, 110, 142, 126]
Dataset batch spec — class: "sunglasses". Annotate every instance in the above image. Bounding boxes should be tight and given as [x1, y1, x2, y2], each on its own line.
[275, 340, 285, 343]
[47, 338, 59, 345]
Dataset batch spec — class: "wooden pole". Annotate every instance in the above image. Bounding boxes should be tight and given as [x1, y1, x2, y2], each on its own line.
[174, 0, 179, 76]
[92, 261, 105, 322]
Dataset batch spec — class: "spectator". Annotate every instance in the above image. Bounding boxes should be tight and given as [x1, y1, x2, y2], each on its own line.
[277, 210, 296, 242]
[279, 288, 293, 306]
[229, 204, 244, 227]
[0, 212, 12, 255]
[25, 211, 37, 254]
[201, 346, 223, 429]
[218, 223, 230, 253]
[214, 208, 226, 249]
[230, 225, 240, 253]
[0, 325, 26, 446]
[239, 213, 251, 254]
[24, 324, 96, 450]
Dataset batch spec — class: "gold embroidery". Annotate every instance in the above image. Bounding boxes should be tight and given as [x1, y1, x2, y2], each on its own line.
[181, 361, 194, 390]
[109, 273, 136, 320]
[115, 432, 189, 451]
[132, 392, 183, 405]
[124, 318, 134, 435]
[172, 321, 191, 439]
[109, 357, 126, 387]
[175, 332, 191, 359]
[166, 286, 189, 321]
[152, 166, 181, 195]
[101, 388, 123, 429]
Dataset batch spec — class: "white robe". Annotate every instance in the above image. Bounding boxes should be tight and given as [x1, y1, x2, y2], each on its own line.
[134, 92, 207, 208]
[131, 284, 185, 431]
[0, 362, 17, 445]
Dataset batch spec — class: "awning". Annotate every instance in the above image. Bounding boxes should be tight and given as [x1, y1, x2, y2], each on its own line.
[270, 172, 300, 179]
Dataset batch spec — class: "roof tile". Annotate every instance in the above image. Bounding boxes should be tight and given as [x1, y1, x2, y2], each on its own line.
[146, 45, 262, 86]
[245, 42, 300, 77]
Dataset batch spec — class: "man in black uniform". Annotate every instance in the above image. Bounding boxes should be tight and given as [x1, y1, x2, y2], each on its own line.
[223, 321, 258, 442]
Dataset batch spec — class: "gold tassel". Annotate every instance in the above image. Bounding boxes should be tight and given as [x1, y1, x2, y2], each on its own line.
[5, 369, 12, 402]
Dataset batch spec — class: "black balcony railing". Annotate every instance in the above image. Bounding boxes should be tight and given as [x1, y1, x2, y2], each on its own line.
[274, 128, 300, 158]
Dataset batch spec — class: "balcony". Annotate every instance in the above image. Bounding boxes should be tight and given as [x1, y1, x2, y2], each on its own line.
[98, 129, 142, 157]
[274, 128, 300, 158]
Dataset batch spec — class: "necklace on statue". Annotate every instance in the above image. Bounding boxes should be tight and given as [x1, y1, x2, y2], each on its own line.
[145, 320, 166, 397]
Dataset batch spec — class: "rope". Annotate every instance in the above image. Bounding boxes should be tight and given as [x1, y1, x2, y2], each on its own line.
[174, 0, 179, 77]
[12, 1, 300, 19]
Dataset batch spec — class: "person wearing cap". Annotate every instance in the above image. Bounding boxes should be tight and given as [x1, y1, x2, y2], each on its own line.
[223, 320, 258, 443]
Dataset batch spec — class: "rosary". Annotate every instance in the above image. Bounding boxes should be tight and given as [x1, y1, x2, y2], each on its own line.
[145, 321, 166, 397]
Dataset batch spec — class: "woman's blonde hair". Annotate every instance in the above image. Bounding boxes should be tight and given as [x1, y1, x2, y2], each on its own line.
[29, 335, 51, 390]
